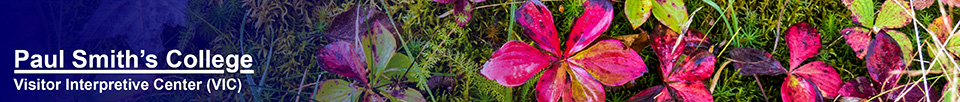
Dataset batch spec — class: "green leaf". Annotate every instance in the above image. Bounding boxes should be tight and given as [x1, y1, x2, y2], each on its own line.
[650, 0, 688, 33]
[948, 36, 960, 56]
[362, 21, 398, 83]
[314, 79, 362, 102]
[874, 0, 912, 30]
[842, 0, 875, 27]
[624, 0, 653, 29]
[383, 54, 418, 81]
[945, 82, 959, 102]
[386, 53, 412, 70]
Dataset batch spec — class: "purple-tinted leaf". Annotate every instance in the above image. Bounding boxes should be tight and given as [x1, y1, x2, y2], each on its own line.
[841, 27, 872, 59]
[481, 41, 556, 86]
[782, 75, 825, 102]
[864, 32, 904, 86]
[379, 87, 427, 102]
[515, 0, 561, 55]
[568, 66, 606, 102]
[471, 0, 485, 3]
[883, 30, 916, 65]
[667, 82, 714, 101]
[729, 47, 788, 76]
[627, 85, 664, 102]
[843, 0, 875, 27]
[913, 0, 934, 9]
[886, 84, 941, 102]
[321, 7, 387, 43]
[875, 0, 912, 30]
[565, 0, 614, 57]
[314, 79, 362, 102]
[568, 39, 647, 86]
[79, 0, 187, 54]
[318, 41, 369, 83]
[667, 51, 716, 83]
[454, 0, 473, 27]
[791, 61, 843, 98]
[624, 0, 654, 29]
[838, 77, 878, 100]
[536, 66, 570, 102]
[433, 0, 456, 4]
[837, 97, 867, 102]
[785, 22, 822, 70]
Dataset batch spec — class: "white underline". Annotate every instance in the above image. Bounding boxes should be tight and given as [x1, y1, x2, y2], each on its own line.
[13, 70, 255, 74]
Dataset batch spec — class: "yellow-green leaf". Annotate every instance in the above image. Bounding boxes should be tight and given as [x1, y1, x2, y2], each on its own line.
[624, 0, 653, 29]
[874, 0, 912, 31]
[650, 0, 688, 33]
[843, 0, 875, 27]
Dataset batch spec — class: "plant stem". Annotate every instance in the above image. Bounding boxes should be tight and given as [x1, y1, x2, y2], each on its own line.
[754, 75, 770, 102]
[295, 68, 309, 102]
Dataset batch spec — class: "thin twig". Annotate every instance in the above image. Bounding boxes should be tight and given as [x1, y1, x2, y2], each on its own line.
[438, 0, 565, 18]
[772, 0, 786, 53]
[295, 68, 309, 102]
[754, 75, 770, 102]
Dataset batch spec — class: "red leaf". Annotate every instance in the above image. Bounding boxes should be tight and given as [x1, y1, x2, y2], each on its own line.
[782, 75, 825, 102]
[785, 22, 822, 69]
[481, 41, 556, 86]
[667, 81, 714, 101]
[565, 0, 614, 57]
[650, 24, 684, 72]
[865, 31, 905, 86]
[536, 66, 570, 102]
[838, 77, 878, 100]
[841, 27, 872, 59]
[681, 29, 713, 52]
[318, 41, 369, 83]
[567, 39, 648, 86]
[568, 66, 606, 102]
[791, 61, 843, 98]
[627, 85, 665, 102]
[667, 51, 716, 83]
[454, 0, 473, 27]
[729, 47, 788, 76]
[515, 0, 561, 55]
